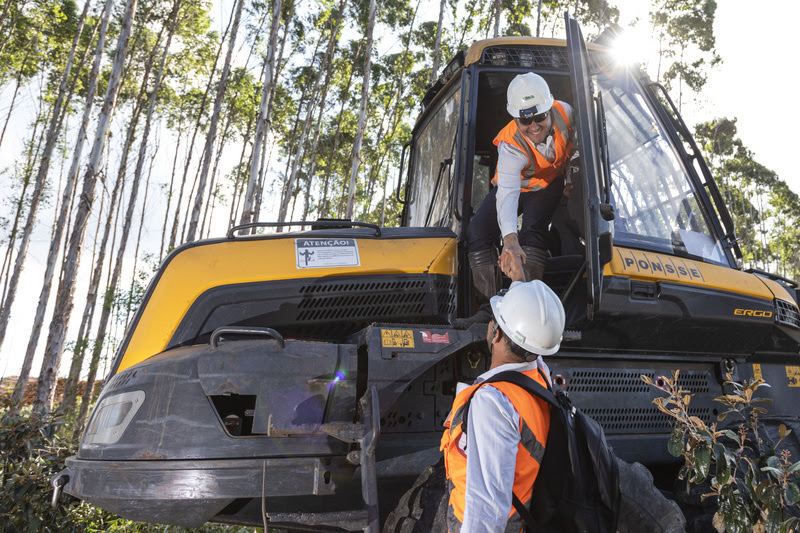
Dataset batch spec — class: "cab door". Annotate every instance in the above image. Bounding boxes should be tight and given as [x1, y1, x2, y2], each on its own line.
[565, 13, 613, 321]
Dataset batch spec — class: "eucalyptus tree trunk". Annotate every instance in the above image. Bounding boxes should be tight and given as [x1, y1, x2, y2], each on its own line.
[33, 0, 139, 412]
[320, 43, 361, 217]
[167, 13, 232, 252]
[74, 0, 182, 426]
[0, 116, 41, 310]
[201, 111, 234, 236]
[59, 126, 129, 414]
[0, 0, 91, 357]
[186, 0, 245, 243]
[278, 34, 326, 224]
[493, 0, 501, 36]
[345, 0, 377, 220]
[58, 3, 163, 413]
[301, 0, 345, 221]
[9, 0, 110, 408]
[250, 3, 294, 221]
[126, 147, 157, 324]
[239, 0, 282, 227]
[431, 0, 446, 84]
[536, 0, 542, 37]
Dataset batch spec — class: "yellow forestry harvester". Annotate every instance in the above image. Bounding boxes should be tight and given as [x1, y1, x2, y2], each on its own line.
[54, 14, 800, 532]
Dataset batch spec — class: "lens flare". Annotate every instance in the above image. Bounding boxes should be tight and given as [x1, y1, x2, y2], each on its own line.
[609, 26, 651, 66]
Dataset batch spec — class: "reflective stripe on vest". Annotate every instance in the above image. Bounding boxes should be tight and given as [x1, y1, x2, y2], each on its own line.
[491, 101, 572, 192]
[440, 369, 550, 533]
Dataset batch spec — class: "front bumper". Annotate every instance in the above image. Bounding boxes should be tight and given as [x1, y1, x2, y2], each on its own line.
[60, 455, 355, 527]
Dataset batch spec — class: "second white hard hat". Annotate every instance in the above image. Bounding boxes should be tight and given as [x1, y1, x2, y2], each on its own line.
[490, 280, 565, 356]
[506, 73, 554, 119]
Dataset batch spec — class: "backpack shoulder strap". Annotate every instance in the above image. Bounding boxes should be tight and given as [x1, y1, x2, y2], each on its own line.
[460, 370, 558, 532]
[461, 370, 558, 437]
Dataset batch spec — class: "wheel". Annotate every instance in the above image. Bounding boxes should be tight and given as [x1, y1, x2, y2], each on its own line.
[382, 459, 448, 533]
[617, 459, 686, 533]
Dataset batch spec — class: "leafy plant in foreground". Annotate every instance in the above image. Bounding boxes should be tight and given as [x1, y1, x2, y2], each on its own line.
[643, 371, 800, 533]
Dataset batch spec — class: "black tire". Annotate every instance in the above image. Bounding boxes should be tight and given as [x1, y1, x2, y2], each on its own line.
[382, 459, 448, 533]
[617, 459, 686, 533]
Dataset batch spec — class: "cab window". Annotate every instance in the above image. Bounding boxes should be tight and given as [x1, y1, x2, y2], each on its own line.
[600, 74, 728, 265]
[406, 87, 461, 227]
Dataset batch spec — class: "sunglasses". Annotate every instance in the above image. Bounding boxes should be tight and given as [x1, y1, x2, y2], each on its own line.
[518, 112, 548, 126]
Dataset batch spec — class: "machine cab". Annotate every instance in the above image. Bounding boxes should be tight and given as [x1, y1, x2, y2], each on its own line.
[399, 15, 799, 354]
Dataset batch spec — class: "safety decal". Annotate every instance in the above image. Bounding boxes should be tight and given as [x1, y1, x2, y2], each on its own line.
[421, 331, 450, 343]
[752, 364, 763, 381]
[382, 329, 415, 348]
[295, 238, 360, 269]
[616, 249, 704, 282]
[786, 366, 800, 387]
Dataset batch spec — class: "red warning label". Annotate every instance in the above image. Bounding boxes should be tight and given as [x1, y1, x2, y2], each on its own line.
[421, 331, 450, 343]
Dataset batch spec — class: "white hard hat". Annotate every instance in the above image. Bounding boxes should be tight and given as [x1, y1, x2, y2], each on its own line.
[506, 73, 554, 119]
[490, 280, 565, 356]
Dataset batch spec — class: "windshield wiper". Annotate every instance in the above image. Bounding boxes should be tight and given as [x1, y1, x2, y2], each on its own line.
[594, 90, 615, 221]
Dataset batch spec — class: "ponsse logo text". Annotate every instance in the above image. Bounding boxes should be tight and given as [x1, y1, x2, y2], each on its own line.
[734, 308, 773, 318]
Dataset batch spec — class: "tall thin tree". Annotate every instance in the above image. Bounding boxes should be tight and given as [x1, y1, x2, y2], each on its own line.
[33, 0, 139, 412]
[345, 0, 377, 220]
[185, 0, 245, 242]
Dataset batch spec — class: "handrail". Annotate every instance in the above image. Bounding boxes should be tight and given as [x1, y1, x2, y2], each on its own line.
[210, 326, 285, 349]
[396, 141, 411, 204]
[744, 268, 799, 289]
[647, 82, 741, 260]
[227, 220, 381, 239]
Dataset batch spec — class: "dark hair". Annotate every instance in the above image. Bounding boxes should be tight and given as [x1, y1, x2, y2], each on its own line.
[499, 327, 536, 361]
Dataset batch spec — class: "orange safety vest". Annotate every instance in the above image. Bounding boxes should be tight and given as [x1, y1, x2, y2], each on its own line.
[491, 101, 572, 192]
[440, 369, 551, 533]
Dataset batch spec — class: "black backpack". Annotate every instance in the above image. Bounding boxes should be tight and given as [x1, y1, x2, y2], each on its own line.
[462, 370, 620, 533]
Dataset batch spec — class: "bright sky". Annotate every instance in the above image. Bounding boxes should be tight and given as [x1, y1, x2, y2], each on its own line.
[613, 0, 800, 192]
[0, 0, 797, 379]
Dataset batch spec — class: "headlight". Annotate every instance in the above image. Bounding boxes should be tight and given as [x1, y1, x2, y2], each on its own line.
[83, 390, 145, 445]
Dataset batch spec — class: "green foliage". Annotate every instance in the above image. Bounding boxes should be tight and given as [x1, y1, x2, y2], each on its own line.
[695, 117, 800, 280]
[651, 0, 720, 105]
[0, 400, 265, 531]
[643, 372, 800, 533]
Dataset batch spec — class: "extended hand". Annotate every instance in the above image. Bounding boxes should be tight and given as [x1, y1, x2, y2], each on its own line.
[499, 234, 526, 283]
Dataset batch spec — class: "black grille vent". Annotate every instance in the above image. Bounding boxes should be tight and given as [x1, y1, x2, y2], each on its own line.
[583, 406, 713, 432]
[297, 287, 427, 321]
[569, 369, 711, 394]
[775, 299, 800, 329]
[436, 278, 457, 316]
[106, 369, 138, 391]
[481, 46, 569, 70]
[171, 274, 458, 347]
[559, 367, 716, 435]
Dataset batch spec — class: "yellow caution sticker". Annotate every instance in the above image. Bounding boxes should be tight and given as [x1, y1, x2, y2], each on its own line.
[752, 364, 762, 381]
[786, 366, 800, 387]
[382, 329, 415, 348]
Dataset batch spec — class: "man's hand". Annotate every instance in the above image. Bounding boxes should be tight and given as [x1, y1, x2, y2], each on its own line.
[499, 233, 526, 282]
[499, 250, 526, 283]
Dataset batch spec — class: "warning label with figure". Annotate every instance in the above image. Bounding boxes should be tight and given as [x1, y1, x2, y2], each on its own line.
[295, 238, 360, 269]
[381, 329, 415, 348]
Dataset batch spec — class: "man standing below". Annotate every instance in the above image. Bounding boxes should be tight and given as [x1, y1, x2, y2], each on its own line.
[440, 258, 566, 532]
[465, 72, 577, 319]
